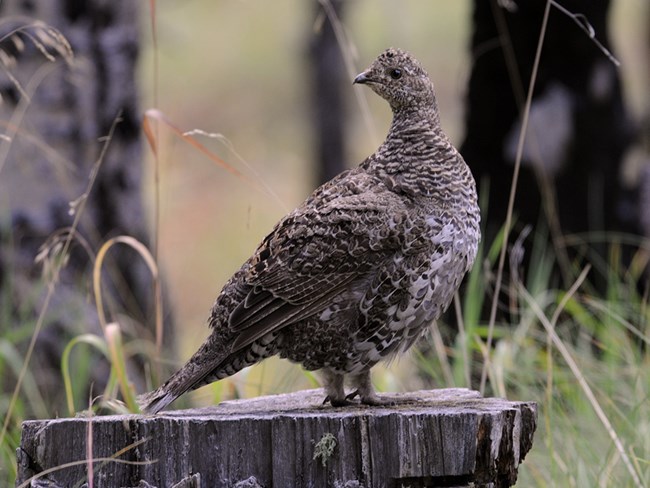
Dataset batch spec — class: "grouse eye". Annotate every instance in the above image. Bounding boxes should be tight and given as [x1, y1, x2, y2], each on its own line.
[388, 68, 402, 80]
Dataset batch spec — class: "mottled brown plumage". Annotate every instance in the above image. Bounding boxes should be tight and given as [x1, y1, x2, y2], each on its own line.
[139, 48, 480, 413]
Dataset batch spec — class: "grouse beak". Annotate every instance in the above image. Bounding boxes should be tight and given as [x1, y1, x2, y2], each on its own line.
[353, 72, 371, 85]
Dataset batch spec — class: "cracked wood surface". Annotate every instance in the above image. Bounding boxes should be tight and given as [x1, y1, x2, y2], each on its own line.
[17, 388, 536, 488]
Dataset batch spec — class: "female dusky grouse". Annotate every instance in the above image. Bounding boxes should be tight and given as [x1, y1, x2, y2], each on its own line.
[139, 48, 481, 413]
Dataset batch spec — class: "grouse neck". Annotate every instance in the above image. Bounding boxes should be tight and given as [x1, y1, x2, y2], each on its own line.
[388, 103, 442, 138]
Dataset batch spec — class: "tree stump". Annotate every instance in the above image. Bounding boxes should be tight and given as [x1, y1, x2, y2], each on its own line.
[17, 388, 536, 488]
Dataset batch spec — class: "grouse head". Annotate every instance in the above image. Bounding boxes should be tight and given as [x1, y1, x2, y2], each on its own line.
[354, 48, 436, 112]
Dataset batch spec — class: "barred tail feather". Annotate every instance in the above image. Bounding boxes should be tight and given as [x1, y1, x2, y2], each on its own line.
[138, 339, 227, 414]
[137, 385, 179, 414]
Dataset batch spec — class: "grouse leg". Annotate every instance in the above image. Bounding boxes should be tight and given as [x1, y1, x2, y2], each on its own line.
[321, 368, 353, 407]
[348, 370, 400, 406]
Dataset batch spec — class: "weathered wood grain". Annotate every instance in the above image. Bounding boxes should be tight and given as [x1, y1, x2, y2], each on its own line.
[17, 388, 536, 488]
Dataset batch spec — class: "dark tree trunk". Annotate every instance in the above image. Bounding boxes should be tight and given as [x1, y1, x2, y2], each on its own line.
[0, 1, 168, 413]
[309, 0, 347, 186]
[461, 0, 637, 273]
[641, 7, 650, 240]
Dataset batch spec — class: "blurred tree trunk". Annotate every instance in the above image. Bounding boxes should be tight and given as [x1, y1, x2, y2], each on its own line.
[420, 0, 644, 392]
[0, 1, 169, 413]
[641, 6, 650, 240]
[309, 0, 347, 186]
[460, 0, 637, 282]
